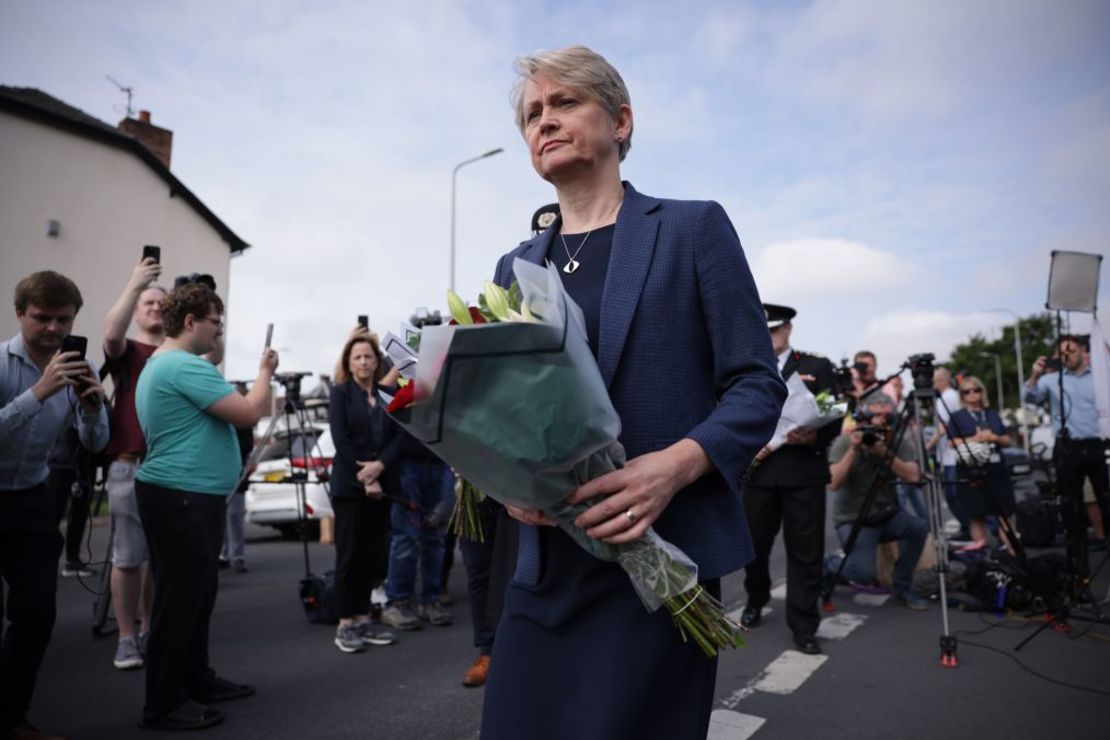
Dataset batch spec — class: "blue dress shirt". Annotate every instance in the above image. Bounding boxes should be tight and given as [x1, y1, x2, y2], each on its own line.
[0, 333, 110, 490]
[1024, 368, 1102, 440]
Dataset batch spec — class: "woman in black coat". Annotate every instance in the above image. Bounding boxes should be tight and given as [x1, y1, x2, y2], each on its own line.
[328, 333, 402, 653]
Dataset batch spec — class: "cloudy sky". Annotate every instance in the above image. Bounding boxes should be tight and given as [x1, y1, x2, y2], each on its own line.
[3, 0, 1108, 383]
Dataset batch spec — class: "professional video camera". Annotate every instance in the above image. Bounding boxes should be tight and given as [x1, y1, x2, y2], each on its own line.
[905, 352, 935, 391]
[173, 273, 217, 291]
[275, 371, 312, 406]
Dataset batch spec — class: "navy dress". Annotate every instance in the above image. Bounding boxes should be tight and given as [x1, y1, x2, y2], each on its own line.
[480, 225, 720, 740]
[949, 408, 1015, 518]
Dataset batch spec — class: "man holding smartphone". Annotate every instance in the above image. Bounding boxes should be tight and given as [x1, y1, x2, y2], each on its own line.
[102, 254, 165, 671]
[1, 270, 108, 740]
[1025, 334, 1109, 582]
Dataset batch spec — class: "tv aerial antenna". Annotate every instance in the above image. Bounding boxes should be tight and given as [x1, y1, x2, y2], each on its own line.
[105, 75, 135, 119]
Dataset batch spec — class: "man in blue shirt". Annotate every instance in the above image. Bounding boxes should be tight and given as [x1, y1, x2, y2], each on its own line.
[1025, 334, 1108, 580]
[0, 270, 108, 740]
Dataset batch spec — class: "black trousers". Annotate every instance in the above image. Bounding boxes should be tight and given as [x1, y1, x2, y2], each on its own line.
[46, 467, 92, 565]
[135, 482, 224, 718]
[742, 482, 826, 637]
[332, 495, 391, 619]
[459, 501, 517, 655]
[1054, 437, 1110, 579]
[0, 485, 63, 733]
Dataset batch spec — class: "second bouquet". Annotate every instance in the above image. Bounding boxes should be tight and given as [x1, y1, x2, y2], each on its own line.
[380, 258, 743, 657]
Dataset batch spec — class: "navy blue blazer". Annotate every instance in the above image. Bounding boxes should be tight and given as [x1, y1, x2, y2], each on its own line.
[328, 380, 403, 499]
[493, 182, 786, 579]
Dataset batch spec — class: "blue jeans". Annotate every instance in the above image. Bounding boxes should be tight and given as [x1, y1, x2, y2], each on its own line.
[942, 465, 969, 536]
[385, 462, 452, 605]
[896, 483, 927, 522]
[830, 510, 928, 596]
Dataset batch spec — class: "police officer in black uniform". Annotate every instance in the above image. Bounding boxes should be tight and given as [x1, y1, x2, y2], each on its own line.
[741, 304, 838, 655]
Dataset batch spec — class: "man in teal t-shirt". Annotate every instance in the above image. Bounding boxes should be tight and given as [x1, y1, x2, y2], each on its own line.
[131, 282, 277, 731]
[136, 350, 240, 494]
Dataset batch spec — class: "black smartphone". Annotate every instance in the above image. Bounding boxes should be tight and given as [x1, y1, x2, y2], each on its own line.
[1045, 358, 1062, 372]
[60, 334, 88, 359]
[142, 245, 161, 264]
[358, 315, 369, 331]
[265, 323, 274, 350]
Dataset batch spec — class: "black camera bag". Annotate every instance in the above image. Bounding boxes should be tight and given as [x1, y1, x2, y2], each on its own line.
[1015, 495, 1063, 547]
[299, 569, 339, 625]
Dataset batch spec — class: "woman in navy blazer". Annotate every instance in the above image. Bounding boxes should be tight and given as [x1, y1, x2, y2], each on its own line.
[480, 47, 786, 740]
[328, 333, 403, 653]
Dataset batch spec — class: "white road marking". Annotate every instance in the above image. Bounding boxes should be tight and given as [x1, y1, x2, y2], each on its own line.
[852, 593, 891, 607]
[770, 582, 787, 600]
[707, 709, 766, 740]
[816, 612, 868, 640]
[752, 650, 828, 694]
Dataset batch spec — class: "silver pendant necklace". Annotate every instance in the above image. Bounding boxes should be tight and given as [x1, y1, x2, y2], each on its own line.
[561, 230, 593, 274]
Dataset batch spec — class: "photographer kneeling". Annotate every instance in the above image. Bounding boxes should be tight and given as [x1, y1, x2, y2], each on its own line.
[824, 393, 929, 610]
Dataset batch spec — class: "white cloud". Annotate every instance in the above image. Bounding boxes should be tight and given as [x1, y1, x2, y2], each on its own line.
[750, 238, 913, 299]
[860, 310, 1012, 366]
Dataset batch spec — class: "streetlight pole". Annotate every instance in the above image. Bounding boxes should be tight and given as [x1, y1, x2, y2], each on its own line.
[450, 148, 503, 295]
[986, 308, 1029, 451]
[978, 352, 1004, 417]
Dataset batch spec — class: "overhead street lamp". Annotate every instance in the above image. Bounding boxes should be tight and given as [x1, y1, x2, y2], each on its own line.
[977, 352, 1004, 416]
[985, 307, 1029, 451]
[450, 148, 504, 295]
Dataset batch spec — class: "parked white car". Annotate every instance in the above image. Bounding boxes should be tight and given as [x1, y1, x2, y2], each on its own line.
[244, 419, 335, 539]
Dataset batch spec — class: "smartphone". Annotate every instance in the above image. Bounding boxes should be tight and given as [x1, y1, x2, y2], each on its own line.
[142, 244, 161, 264]
[60, 334, 88, 359]
[1045, 358, 1062, 372]
[265, 323, 274, 350]
[358, 314, 369, 331]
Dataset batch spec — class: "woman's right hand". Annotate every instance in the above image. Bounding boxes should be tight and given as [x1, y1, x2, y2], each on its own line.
[505, 504, 556, 527]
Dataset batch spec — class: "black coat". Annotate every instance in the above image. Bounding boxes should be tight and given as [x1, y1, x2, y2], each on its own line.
[328, 380, 403, 499]
[748, 350, 839, 488]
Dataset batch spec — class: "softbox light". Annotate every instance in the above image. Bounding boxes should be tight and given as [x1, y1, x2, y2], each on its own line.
[1046, 250, 1102, 313]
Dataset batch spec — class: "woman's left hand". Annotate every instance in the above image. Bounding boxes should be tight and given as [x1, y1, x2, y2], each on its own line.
[567, 439, 710, 545]
[356, 460, 384, 484]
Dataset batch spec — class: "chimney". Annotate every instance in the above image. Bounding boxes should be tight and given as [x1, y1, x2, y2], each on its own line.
[118, 109, 173, 169]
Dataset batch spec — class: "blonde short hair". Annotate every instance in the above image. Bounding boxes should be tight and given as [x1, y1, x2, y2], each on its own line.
[959, 376, 990, 408]
[511, 45, 633, 162]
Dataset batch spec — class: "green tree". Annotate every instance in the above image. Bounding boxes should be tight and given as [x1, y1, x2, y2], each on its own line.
[945, 313, 1056, 409]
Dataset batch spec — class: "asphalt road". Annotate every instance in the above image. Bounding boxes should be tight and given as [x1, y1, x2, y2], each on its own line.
[32, 506, 1110, 739]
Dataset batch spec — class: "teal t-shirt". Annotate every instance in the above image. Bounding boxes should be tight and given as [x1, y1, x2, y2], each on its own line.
[135, 349, 240, 495]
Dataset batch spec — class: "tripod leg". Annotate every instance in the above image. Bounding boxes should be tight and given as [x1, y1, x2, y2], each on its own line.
[939, 635, 959, 667]
[92, 495, 116, 638]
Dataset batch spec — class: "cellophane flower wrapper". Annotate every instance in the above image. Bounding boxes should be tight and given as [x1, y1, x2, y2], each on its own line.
[383, 259, 739, 654]
[766, 372, 847, 451]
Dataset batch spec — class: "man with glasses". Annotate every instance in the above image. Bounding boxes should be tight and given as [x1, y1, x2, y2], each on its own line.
[101, 256, 165, 671]
[1, 270, 109, 740]
[740, 304, 838, 655]
[1026, 334, 1109, 581]
[132, 283, 278, 730]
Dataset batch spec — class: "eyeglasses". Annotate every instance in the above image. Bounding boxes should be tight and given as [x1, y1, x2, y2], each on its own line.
[960, 388, 982, 396]
[197, 316, 224, 330]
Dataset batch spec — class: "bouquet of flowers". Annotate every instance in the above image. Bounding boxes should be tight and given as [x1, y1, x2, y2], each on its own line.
[378, 259, 743, 657]
[764, 373, 848, 451]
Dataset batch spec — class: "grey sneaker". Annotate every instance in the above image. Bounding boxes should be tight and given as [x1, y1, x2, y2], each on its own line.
[381, 602, 422, 631]
[113, 636, 144, 670]
[334, 624, 366, 653]
[418, 601, 453, 627]
[356, 621, 396, 646]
